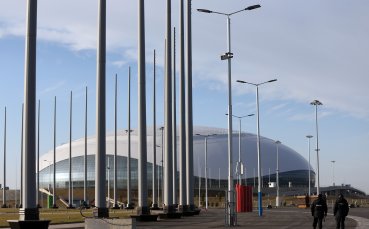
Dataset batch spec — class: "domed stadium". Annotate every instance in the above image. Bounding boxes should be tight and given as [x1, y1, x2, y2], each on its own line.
[38, 126, 315, 204]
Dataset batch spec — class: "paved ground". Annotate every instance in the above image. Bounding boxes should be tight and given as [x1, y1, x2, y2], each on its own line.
[4, 207, 369, 228]
[138, 208, 358, 229]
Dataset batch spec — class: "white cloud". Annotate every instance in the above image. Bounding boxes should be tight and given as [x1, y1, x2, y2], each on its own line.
[40, 81, 66, 94]
[1, 0, 369, 121]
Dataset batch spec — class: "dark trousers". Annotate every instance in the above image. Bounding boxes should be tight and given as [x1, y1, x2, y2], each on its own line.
[313, 217, 324, 229]
[335, 216, 346, 229]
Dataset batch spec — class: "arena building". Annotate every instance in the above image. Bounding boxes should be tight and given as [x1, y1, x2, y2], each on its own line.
[38, 126, 315, 203]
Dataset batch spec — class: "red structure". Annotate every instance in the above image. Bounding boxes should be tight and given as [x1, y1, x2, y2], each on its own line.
[236, 184, 253, 212]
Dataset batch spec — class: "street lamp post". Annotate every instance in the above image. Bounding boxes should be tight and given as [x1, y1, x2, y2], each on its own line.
[306, 135, 313, 196]
[198, 4, 261, 224]
[196, 134, 217, 210]
[331, 160, 336, 187]
[310, 100, 322, 195]
[226, 113, 254, 185]
[275, 140, 281, 207]
[236, 78, 277, 216]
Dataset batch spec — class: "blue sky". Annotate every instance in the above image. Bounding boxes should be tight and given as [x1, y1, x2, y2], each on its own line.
[1, 0, 369, 193]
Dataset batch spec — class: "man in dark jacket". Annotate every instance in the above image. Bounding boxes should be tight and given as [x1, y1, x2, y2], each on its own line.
[334, 194, 349, 229]
[311, 194, 328, 229]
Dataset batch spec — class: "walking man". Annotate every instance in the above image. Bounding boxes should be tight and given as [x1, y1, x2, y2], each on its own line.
[311, 194, 328, 229]
[334, 194, 349, 229]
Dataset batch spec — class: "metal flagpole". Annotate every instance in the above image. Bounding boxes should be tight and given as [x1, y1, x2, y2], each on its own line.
[113, 74, 119, 209]
[52, 96, 57, 208]
[2, 107, 7, 208]
[164, 0, 174, 214]
[20, 0, 40, 221]
[126, 67, 133, 209]
[178, 0, 187, 212]
[20, 104, 24, 208]
[185, 0, 195, 211]
[95, 0, 108, 218]
[172, 26, 178, 205]
[36, 100, 40, 208]
[137, 0, 150, 215]
[152, 50, 158, 209]
[68, 91, 73, 208]
[84, 87, 88, 205]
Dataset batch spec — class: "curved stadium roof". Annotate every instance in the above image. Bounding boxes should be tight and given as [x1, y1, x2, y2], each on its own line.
[39, 126, 314, 180]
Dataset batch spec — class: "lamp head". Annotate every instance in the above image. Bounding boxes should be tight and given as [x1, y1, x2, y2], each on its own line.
[310, 100, 323, 106]
[245, 5, 261, 10]
[197, 9, 213, 13]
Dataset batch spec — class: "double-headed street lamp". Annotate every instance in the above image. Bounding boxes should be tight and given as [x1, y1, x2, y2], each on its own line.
[197, 4, 260, 225]
[226, 113, 254, 185]
[310, 100, 322, 195]
[236, 79, 277, 216]
[196, 133, 217, 210]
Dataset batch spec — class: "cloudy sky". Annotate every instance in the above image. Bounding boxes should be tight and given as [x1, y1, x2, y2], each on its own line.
[0, 0, 369, 193]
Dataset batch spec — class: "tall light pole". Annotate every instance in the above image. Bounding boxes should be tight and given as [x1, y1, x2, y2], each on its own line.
[236, 78, 277, 216]
[306, 135, 313, 196]
[310, 100, 322, 195]
[275, 140, 281, 207]
[331, 160, 336, 187]
[198, 4, 261, 224]
[226, 113, 254, 185]
[196, 134, 217, 210]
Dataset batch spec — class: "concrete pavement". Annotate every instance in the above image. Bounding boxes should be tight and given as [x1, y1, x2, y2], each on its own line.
[3, 207, 368, 228]
[138, 208, 359, 229]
